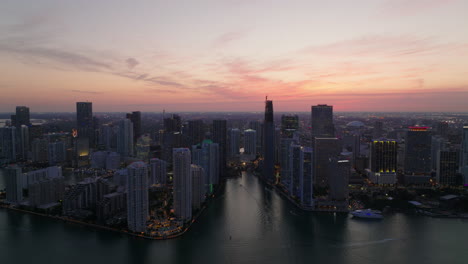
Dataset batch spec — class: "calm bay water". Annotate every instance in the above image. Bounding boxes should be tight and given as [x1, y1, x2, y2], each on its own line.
[1, 169, 468, 264]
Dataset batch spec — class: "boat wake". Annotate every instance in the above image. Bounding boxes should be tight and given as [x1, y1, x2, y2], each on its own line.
[338, 238, 397, 248]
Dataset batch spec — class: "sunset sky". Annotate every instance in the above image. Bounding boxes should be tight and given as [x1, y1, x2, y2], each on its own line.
[1, 0, 468, 112]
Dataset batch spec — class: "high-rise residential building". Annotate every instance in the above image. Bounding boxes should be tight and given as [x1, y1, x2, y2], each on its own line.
[100, 124, 115, 150]
[192, 140, 219, 192]
[275, 127, 281, 164]
[436, 149, 460, 185]
[329, 158, 350, 201]
[126, 111, 142, 142]
[161, 131, 182, 164]
[5, 165, 23, 204]
[191, 165, 205, 211]
[431, 136, 447, 171]
[462, 126, 468, 185]
[404, 127, 432, 175]
[229, 128, 240, 158]
[17, 125, 29, 160]
[135, 134, 151, 161]
[281, 114, 299, 138]
[31, 138, 48, 163]
[314, 137, 341, 187]
[263, 99, 275, 183]
[117, 119, 134, 158]
[126, 161, 149, 233]
[243, 129, 257, 155]
[48, 141, 66, 165]
[212, 120, 227, 179]
[368, 139, 398, 184]
[164, 114, 181, 133]
[173, 148, 192, 221]
[150, 158, 167, 185]
[27, 166, 64, 207]
[187, 120, 204, 147]
[311, 104, 334, 138]
[249, 121, 263, 155]
[280, 138, 297, 193]
[15, 106, 31, 127]
[76, 102, 93, 146]
[290, 144, 304, 199]
[301, 147, 314, 208]
[0, 126, 16, 162]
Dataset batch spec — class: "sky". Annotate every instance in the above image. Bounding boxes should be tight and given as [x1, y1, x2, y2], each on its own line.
[0, 0, 468, 112]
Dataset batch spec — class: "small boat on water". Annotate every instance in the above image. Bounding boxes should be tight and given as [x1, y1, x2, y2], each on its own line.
[351, 209, 383, 219]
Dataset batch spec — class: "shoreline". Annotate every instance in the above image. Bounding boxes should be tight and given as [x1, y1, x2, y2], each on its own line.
[0, 181, 225, 240]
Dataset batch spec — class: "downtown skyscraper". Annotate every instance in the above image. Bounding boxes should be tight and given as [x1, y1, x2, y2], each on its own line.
[311, 104, 334, 138]
[263, 99, 275, 183]
[212, 120, 227, 179]
[461, 126, 468, 185]
[76, 102, 93, 146]
[173, 148, 192, 221]
[126, 161, 149, 233]
[126, 111, 142, 143]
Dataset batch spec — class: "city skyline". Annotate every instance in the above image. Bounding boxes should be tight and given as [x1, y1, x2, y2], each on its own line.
[1, 1, 468, 112]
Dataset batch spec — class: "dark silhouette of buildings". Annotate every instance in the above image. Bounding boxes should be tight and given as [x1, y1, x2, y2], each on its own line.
[311, 104, 334, 138]
[263, 99, 275, 183]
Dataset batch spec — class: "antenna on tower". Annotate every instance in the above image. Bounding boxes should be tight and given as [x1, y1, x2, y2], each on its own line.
[266, 95, 268, 101]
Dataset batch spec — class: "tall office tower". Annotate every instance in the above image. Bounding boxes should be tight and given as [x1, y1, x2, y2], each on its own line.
[212, 120, 227, 179]
[275, 127, 281, 164]
[48, 141, 66, 165]
[368, 139, 398, 184]
[249, 121, 263, 155]
[281, 114, 299, 138]
[311, 104, 334, 138]
[173, 148, 192, 221]
[191, 165, 205, 211]
[290, 144, 304, 199]
[117, 119, 134, 158]
[187, 120, 204, 147]
[342, 134, 360, 166]
[462, 126, 468, 184]
[5, 165, 23, 203]
[161, 131, 182, 164]
[243, 129, 257, 155]
[263, 99, 275, 183]
[73, 137, 90, 167]
[126, 111, 142, 142]
[329, 158, 350, 201]
[404, 127, 432, 175]
[31, 138, 48, 163]
[27, 166, 65, 207]
[0, 126, 16, 162]
[150, 158, 167, 185]
[436, 149, 460, 185]
[15, 106, 30, 127]
[164, 114, 182, 133]
[126, 161, 149, 233]
[229, 128, 240, 158]
[436, 122, 449, 138]
[373, 120, 384, 138]
[314, 138, 341, 187]
[192, 140, 219, 191]
[135, 134, 151, 161]
[76, 102, 93, 147]
[431, 136, 447, 170]
[100, 124, 114, 150]
[280, 138, 297, 192]
[29, 125, 43, 146]
[301, 147, 314, 208]
[17, 125, 29, 160]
